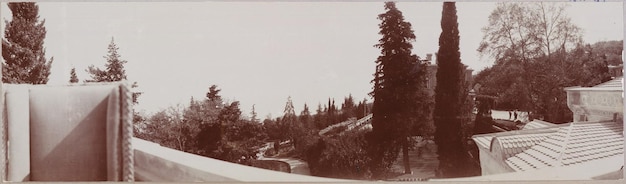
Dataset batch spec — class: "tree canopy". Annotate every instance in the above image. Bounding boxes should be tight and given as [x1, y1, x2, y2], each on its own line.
[478, 2, 582, 63]
[86, 37, 128, 82]
[369, 1, 431, 177]
[475, 2, 618, 123]
[86, 37, 142, 104]
[2, 2, 53, 84]
[433, 2, 474, 178]
[69, 67, 79, 83]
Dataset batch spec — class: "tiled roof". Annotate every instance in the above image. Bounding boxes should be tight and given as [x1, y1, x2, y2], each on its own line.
[522, 120, 556, 130]
[473, 135, 494, 150]
[505, 121, 624, 172]
[565, 77, 623, 91]
[492, 132, 557, 159]
[594, 77, 623, 88]
[472, 125, 564, 151]
[432, 153, 623, 181]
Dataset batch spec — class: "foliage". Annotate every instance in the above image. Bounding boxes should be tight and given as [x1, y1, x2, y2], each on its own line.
[193, 87, 268, 164]
[86, 38, 127, 82]
[340, 95, 356, 121]
[478, 2, 582, 63]
[69, 67, 79, 83]
[433, 2, 474, 178]
[250, 105, 259, 123]
[476, 2, 582, 114]
[306, 129, 372, 179]
[137, 85, 268, 165]
[475, 2, 617, 124]
[2, 2, 53, 84]
[299, 103, 313, 130]
[256, 93, 373, 178]
[134, 106, 186, 150]
[473, 96, 496, 135]
[325, 125, 348, 137]
[589, 40, 623, 66]
[369, 1, 433, 177]
[86, 37, 142, 104]
[475, 40, 620, 123]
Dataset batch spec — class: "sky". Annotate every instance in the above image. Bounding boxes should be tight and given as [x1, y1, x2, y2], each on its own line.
[1, 1, 623, 119]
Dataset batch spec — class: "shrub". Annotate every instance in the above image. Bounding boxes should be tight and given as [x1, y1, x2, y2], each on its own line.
[324, 125, 348, 136]
[306, 129, 372, 179]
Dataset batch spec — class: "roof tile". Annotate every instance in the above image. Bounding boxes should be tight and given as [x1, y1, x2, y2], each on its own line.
[505, 121, 623, 171]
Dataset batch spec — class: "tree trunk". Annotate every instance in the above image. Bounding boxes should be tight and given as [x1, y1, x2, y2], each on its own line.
[402, 137, 411, 174]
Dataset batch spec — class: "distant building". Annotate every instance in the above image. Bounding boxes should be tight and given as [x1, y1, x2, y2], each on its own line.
[470, 77, 624, 178]
[608, 64, 623, 78]
[422, 53, 474, 96]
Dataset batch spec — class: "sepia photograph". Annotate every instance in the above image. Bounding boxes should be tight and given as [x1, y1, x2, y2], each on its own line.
[0, 0, 623, 182]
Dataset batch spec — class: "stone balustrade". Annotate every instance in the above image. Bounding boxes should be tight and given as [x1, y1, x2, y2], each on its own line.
[132, 138, 348, 182]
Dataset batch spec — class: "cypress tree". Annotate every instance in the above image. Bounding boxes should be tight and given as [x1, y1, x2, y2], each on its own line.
[433, 2, 469, 178]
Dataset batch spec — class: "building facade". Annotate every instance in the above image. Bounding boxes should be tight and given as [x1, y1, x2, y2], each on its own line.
[608, 64, 623, 79]
[422, 53, 474, 96]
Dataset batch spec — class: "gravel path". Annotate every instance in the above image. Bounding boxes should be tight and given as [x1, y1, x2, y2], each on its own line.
[257, 143, 311, 176]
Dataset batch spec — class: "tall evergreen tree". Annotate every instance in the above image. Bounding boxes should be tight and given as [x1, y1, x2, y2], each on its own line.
[341, 94, 356, 120]
[250, 104, 259, 123]
[86, 37, 127, 82]
[2, 2, 53, 84]
[283, 96, 296, 117]
[300, 103, 312, 129]
[282, 96, 300, 149]
[86, 37, 142, 104]
[69, 67, 79, 83]
[314, 103, 326, 129]
[369, 1, 425, 177]
[433, 2, 470, 178]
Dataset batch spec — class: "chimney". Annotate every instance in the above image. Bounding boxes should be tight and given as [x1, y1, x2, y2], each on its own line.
[426, 54, 433, 62]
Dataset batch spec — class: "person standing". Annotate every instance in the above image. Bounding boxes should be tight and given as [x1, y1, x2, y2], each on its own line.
[514, 110, 518, 120]
[509, 111, 512, 120]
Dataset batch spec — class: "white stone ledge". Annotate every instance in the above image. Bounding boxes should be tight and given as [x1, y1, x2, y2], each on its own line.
[132, 138, 351, 182]
[432, 154, 623, 181]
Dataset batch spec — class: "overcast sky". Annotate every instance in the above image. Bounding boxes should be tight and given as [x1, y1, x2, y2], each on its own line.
[1, 1, 623, 119]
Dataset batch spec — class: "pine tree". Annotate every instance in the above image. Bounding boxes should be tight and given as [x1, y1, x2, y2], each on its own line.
[433, 2, 469, 178]
[86, 37, 142, 104]
[206, 85, 222, 101]
[341, 94, 356, 120]
[250, 104, 259, 123]
[369, 1, 425, 177]
[282, 96, 299, 148]
[69, 67, 79, 83]
[283, 96, 296, 117]
[299, 103, 312, 129]
[2, 2, 53, 84]
[86, 37, 127, 82]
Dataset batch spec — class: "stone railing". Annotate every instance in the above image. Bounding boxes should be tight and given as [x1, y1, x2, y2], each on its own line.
[132, 138, 348, 182]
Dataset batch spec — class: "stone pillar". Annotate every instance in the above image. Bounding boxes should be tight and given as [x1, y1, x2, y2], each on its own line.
[5, 86, 30, 181]
[1, 56, 5, 180]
